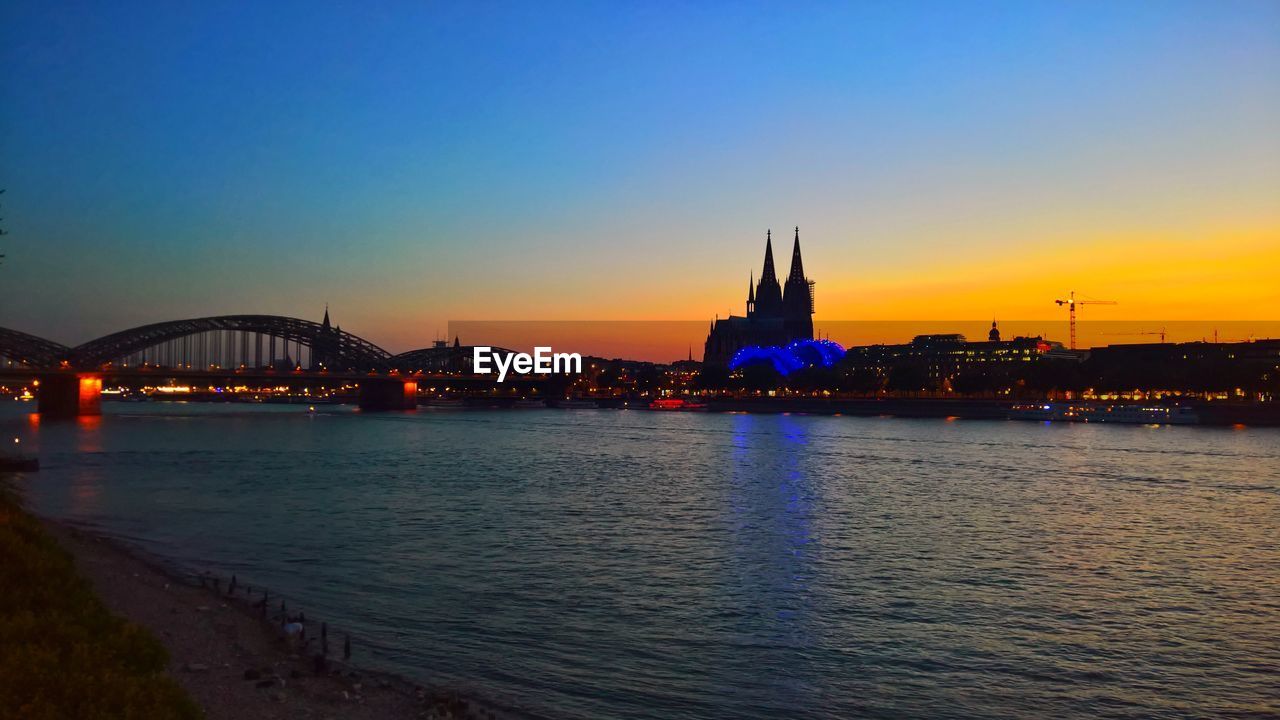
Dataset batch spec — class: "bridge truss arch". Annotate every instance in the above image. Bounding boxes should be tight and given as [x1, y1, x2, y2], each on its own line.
[0, 326, 71, 368]
[70, 315, 393, 372]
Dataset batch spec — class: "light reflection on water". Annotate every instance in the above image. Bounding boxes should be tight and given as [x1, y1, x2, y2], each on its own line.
[3, 402, 1279, 719]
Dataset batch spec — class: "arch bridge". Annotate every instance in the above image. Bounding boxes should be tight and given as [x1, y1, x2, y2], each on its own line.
[68, 314, 392, 372]
[0, 315, 422, 415]
[0, 326, 70, 368]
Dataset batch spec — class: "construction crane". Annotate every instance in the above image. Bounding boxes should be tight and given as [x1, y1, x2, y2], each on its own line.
[1054, 291, 1117, 349]
[1209, 329, 1254, 344]
[1102, 327, 1167, 343]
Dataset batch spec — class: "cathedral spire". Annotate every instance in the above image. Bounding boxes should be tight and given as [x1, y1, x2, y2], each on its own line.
[321, 304, 331, 331]
[760, 229, 777, 284]
[787, 226, 805, 282]
[754, 229, 784, 317]
[748, 271, 755, 302]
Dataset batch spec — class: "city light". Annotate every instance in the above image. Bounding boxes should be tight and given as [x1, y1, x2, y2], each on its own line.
[729, 339, 846, 375]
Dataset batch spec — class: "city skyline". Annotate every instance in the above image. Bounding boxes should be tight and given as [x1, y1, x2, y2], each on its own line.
[4, 6, 1278, 720]
[2, 1, 1278, 353]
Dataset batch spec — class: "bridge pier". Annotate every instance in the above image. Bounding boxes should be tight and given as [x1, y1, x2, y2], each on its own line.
[357, 378, 417, 411]
[37, 373, 103, 418]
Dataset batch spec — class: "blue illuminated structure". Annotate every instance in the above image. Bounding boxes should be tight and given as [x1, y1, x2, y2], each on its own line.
[729, 339, 846, 375]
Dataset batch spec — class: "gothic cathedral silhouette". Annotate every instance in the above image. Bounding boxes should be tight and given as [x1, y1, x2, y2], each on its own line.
[704, 228, 815, 364]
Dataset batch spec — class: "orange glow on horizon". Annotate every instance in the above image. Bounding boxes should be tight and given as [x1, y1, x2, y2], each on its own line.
[361, 224, 1280, 360]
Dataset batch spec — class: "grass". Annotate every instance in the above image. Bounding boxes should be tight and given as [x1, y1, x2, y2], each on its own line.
[0, 483, 202, 720]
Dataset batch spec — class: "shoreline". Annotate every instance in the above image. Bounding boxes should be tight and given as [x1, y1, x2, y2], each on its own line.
[40, 516, 504, 720]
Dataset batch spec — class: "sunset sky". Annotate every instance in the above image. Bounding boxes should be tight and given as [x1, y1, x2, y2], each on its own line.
[2, 1, 1277, 356]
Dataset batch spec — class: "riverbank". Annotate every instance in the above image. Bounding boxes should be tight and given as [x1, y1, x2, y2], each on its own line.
[34, 517, 501, 720]
[1, 489, 199, 719]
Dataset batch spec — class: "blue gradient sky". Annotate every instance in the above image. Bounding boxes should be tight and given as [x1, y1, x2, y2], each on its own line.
[2, 1, 1278, 352]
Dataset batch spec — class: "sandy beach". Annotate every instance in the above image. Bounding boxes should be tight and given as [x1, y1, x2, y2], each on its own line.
[41, 519, 498, 720]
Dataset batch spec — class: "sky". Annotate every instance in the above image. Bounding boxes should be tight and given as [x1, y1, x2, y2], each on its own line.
[2, 1, 1278, 356]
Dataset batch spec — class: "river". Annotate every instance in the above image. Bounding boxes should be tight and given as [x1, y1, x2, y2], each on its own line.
[4, 402, 1277, 719]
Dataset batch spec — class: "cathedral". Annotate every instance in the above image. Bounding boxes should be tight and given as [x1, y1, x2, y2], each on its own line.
[704, 227, 814, 364]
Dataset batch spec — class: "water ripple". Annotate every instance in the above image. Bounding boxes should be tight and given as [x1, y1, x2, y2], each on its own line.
[5, 404, 1279, 719]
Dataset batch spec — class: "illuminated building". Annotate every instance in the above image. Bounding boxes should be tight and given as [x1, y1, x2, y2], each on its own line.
[841, 334, 1062, 391]
[729, 339, 846, 375]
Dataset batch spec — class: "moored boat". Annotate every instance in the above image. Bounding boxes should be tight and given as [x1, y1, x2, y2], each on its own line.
[649, 398, 709, 411]
[1010, 402, 1198, 425]
[1092, 404, 1199, 425]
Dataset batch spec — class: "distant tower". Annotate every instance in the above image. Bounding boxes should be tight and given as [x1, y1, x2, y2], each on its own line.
[754, 230, 783, 318]
[989, 320, 1001, 342]
[312, 305, 339, 370]
[746, 271, 755, 316]
[782, 227, 814, 340]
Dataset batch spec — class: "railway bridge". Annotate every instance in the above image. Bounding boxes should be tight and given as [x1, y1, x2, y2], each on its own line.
[0, 314, 482, 416]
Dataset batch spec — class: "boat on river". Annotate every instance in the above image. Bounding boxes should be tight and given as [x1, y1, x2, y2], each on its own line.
[1010, 403, 1199, 425]
[649, 398, 709, 411]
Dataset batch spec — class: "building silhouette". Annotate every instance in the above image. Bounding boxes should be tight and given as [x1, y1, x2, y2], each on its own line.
[704, 228, 814, 364]
[310, 305, 339, 370]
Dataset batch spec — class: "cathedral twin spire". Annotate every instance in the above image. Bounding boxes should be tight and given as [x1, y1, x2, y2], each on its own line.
[748, 227, 808, 319]
[760, 229, 778, 285]
[786, 226, 805, 283]
[705, 227, 816, 362]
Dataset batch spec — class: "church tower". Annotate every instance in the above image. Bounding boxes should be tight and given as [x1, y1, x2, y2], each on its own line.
[754, 230, 783, 318]
[312, 304, 339, 370]
[782, 227, 814, 340]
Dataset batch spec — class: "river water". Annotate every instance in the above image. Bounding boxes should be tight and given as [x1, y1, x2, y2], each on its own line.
[3, 402, 1278, 719]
